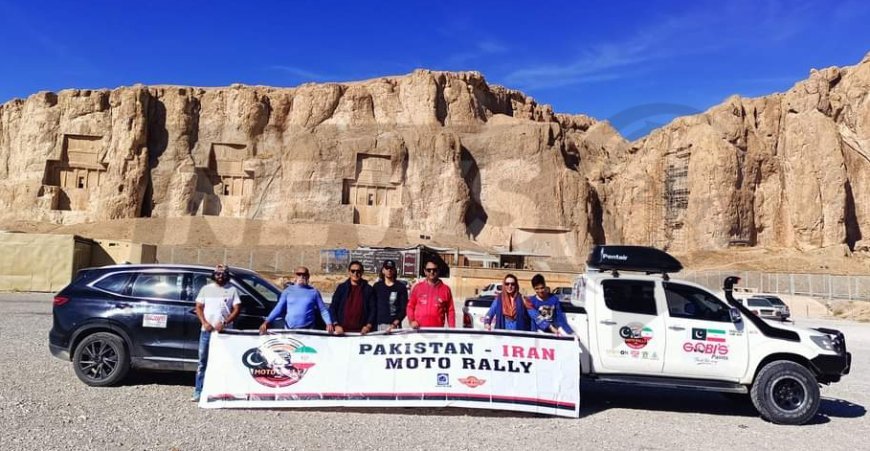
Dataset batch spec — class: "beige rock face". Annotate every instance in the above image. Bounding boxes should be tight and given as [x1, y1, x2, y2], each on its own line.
[608, 53, 870, 253]
[0, 70, 602, 263]
[1, 54, 869, 263]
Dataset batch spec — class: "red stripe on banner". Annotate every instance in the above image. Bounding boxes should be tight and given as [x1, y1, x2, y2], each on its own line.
[706, 337, 726, 342]
[207, 392, 576, 410]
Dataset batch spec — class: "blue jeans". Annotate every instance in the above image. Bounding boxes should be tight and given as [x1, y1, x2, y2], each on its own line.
[194, 330, 211, 396]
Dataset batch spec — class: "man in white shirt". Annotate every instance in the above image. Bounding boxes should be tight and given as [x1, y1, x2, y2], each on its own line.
[192, 264, 241, 402]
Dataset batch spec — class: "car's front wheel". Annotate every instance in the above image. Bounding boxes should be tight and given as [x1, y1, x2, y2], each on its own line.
[72, 332, 130, 387]
[750, 360, 820, 425]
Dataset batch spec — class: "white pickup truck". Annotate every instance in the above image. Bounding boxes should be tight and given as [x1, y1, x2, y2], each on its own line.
[462, 245, 851, 425]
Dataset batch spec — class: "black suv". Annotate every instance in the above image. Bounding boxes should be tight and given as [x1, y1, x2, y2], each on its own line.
[50, 264, 282, 386]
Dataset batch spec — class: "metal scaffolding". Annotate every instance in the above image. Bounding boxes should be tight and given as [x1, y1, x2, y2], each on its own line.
[662, 149, 690, 250]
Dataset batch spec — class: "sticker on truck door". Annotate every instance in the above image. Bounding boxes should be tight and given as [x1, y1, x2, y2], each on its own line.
[683, 328, 729, 363]
[618, 322, 654, 349]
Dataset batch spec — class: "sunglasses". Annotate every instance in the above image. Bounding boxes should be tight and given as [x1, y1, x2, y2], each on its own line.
[349, 269, 363, 275]
[214, 272, 227, 277]
[295, 272, 310, 277]
[504, 282, 517, 286]
[424, 267, 438, 273]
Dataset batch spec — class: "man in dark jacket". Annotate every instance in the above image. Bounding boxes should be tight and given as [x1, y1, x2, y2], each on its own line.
[330, 260, 377, 334]
[372, 259, 408, 332]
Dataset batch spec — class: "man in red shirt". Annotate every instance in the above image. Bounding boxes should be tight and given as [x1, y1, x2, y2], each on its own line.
[407, 261, 455, 328]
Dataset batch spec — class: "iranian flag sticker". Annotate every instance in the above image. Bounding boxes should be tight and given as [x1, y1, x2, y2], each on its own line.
[705, 329, 726, 342]
[291, 346, 318, 370]
[691, 328, 726, 342]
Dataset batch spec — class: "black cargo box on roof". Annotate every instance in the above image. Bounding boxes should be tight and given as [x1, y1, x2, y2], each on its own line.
[586, 245, 683, 274]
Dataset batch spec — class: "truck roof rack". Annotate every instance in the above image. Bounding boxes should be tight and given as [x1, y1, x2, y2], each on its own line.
[586, 245, 683, 277]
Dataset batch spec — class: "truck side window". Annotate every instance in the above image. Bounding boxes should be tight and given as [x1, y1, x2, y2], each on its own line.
[664, 283, 731, 322]
[602, 280, 657, 315]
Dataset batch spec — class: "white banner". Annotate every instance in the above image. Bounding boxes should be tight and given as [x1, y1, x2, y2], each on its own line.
[200, 328, 580, 417]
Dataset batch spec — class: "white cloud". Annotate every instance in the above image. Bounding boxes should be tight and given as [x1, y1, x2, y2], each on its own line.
[502, 0, 824, 90]
[268, 65, 327, 81]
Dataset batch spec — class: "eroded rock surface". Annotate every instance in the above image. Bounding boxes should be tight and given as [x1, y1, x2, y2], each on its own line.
[1, 54, 868, 263]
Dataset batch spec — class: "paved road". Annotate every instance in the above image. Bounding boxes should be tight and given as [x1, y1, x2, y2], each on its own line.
[0, 293, 866, 450]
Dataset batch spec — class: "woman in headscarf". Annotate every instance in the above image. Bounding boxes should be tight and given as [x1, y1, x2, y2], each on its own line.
[483, 274, 532, 331]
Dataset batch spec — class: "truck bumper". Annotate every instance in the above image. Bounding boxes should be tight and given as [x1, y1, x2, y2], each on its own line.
[810, 352, 851, 383]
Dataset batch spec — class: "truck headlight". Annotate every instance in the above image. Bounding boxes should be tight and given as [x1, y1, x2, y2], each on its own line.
[810, 335, 834, 352]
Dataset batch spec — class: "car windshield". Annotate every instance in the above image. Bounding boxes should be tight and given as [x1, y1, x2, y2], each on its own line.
[763, 296, 786, 306]
[235, 272, 281, 303]
[747, 298, 773, 307]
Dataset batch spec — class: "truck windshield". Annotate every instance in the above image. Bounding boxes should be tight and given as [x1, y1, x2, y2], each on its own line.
[664, 282, 731, 322]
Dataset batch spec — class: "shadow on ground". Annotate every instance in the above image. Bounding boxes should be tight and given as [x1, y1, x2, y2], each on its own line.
[580, 381, 865, 424]
[120, 372, 866, 423]
[124, 371, 194, 388]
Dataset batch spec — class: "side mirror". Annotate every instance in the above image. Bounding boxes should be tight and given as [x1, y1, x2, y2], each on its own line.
[729, 307, 743, 323]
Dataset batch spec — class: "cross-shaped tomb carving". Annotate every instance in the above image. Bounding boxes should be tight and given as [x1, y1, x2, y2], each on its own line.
[342, 153, 400, 225]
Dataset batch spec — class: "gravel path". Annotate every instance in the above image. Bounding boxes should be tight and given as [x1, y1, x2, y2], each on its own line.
[1, 293, 866, 450]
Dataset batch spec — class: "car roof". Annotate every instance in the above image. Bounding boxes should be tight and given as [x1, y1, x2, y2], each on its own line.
[756, 294, 784, 300]
[81, 263, 260, 276]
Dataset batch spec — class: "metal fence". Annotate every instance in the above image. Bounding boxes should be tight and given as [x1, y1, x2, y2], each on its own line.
[682, 270, 870, 301]
[155, 246, 870, 301]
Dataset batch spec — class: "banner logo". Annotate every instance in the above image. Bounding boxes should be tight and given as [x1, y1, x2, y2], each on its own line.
[241, 337, 318, 387]
[458, 376, 487, 388]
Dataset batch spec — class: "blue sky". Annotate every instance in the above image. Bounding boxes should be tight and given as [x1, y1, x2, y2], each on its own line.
[1, 0, 868, 137]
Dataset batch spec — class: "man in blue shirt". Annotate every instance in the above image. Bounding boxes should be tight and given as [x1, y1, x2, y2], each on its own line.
[259, 266, 334, 334]
[526, 274, 574, 335]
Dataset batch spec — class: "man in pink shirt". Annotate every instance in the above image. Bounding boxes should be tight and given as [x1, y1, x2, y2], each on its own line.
[407, 261, 455, 328]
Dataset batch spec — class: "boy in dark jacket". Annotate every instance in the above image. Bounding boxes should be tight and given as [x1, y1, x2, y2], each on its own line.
[330, 260, 377, 334]
[372, 259, 408, 332]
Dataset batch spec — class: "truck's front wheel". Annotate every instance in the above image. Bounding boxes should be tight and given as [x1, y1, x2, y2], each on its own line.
[750, 360, 820, 425]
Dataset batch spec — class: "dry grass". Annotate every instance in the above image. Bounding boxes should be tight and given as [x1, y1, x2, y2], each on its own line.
[828, 300, 870, 322]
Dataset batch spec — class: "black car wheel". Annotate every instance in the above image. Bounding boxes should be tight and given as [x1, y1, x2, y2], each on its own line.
[72, 332, 130, 387]
[750, 360, 820, 425]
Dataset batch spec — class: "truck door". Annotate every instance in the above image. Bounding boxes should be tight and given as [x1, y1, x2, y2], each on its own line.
[660, 282, 749, 381]
[593, 279, 665, 373]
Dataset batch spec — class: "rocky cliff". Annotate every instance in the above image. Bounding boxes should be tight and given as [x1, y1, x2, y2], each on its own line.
[1, 53, 868, 263]
[605, 52, 870, 253]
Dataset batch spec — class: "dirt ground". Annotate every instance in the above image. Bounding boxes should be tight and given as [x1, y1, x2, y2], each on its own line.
[4, 293, 869, 449]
